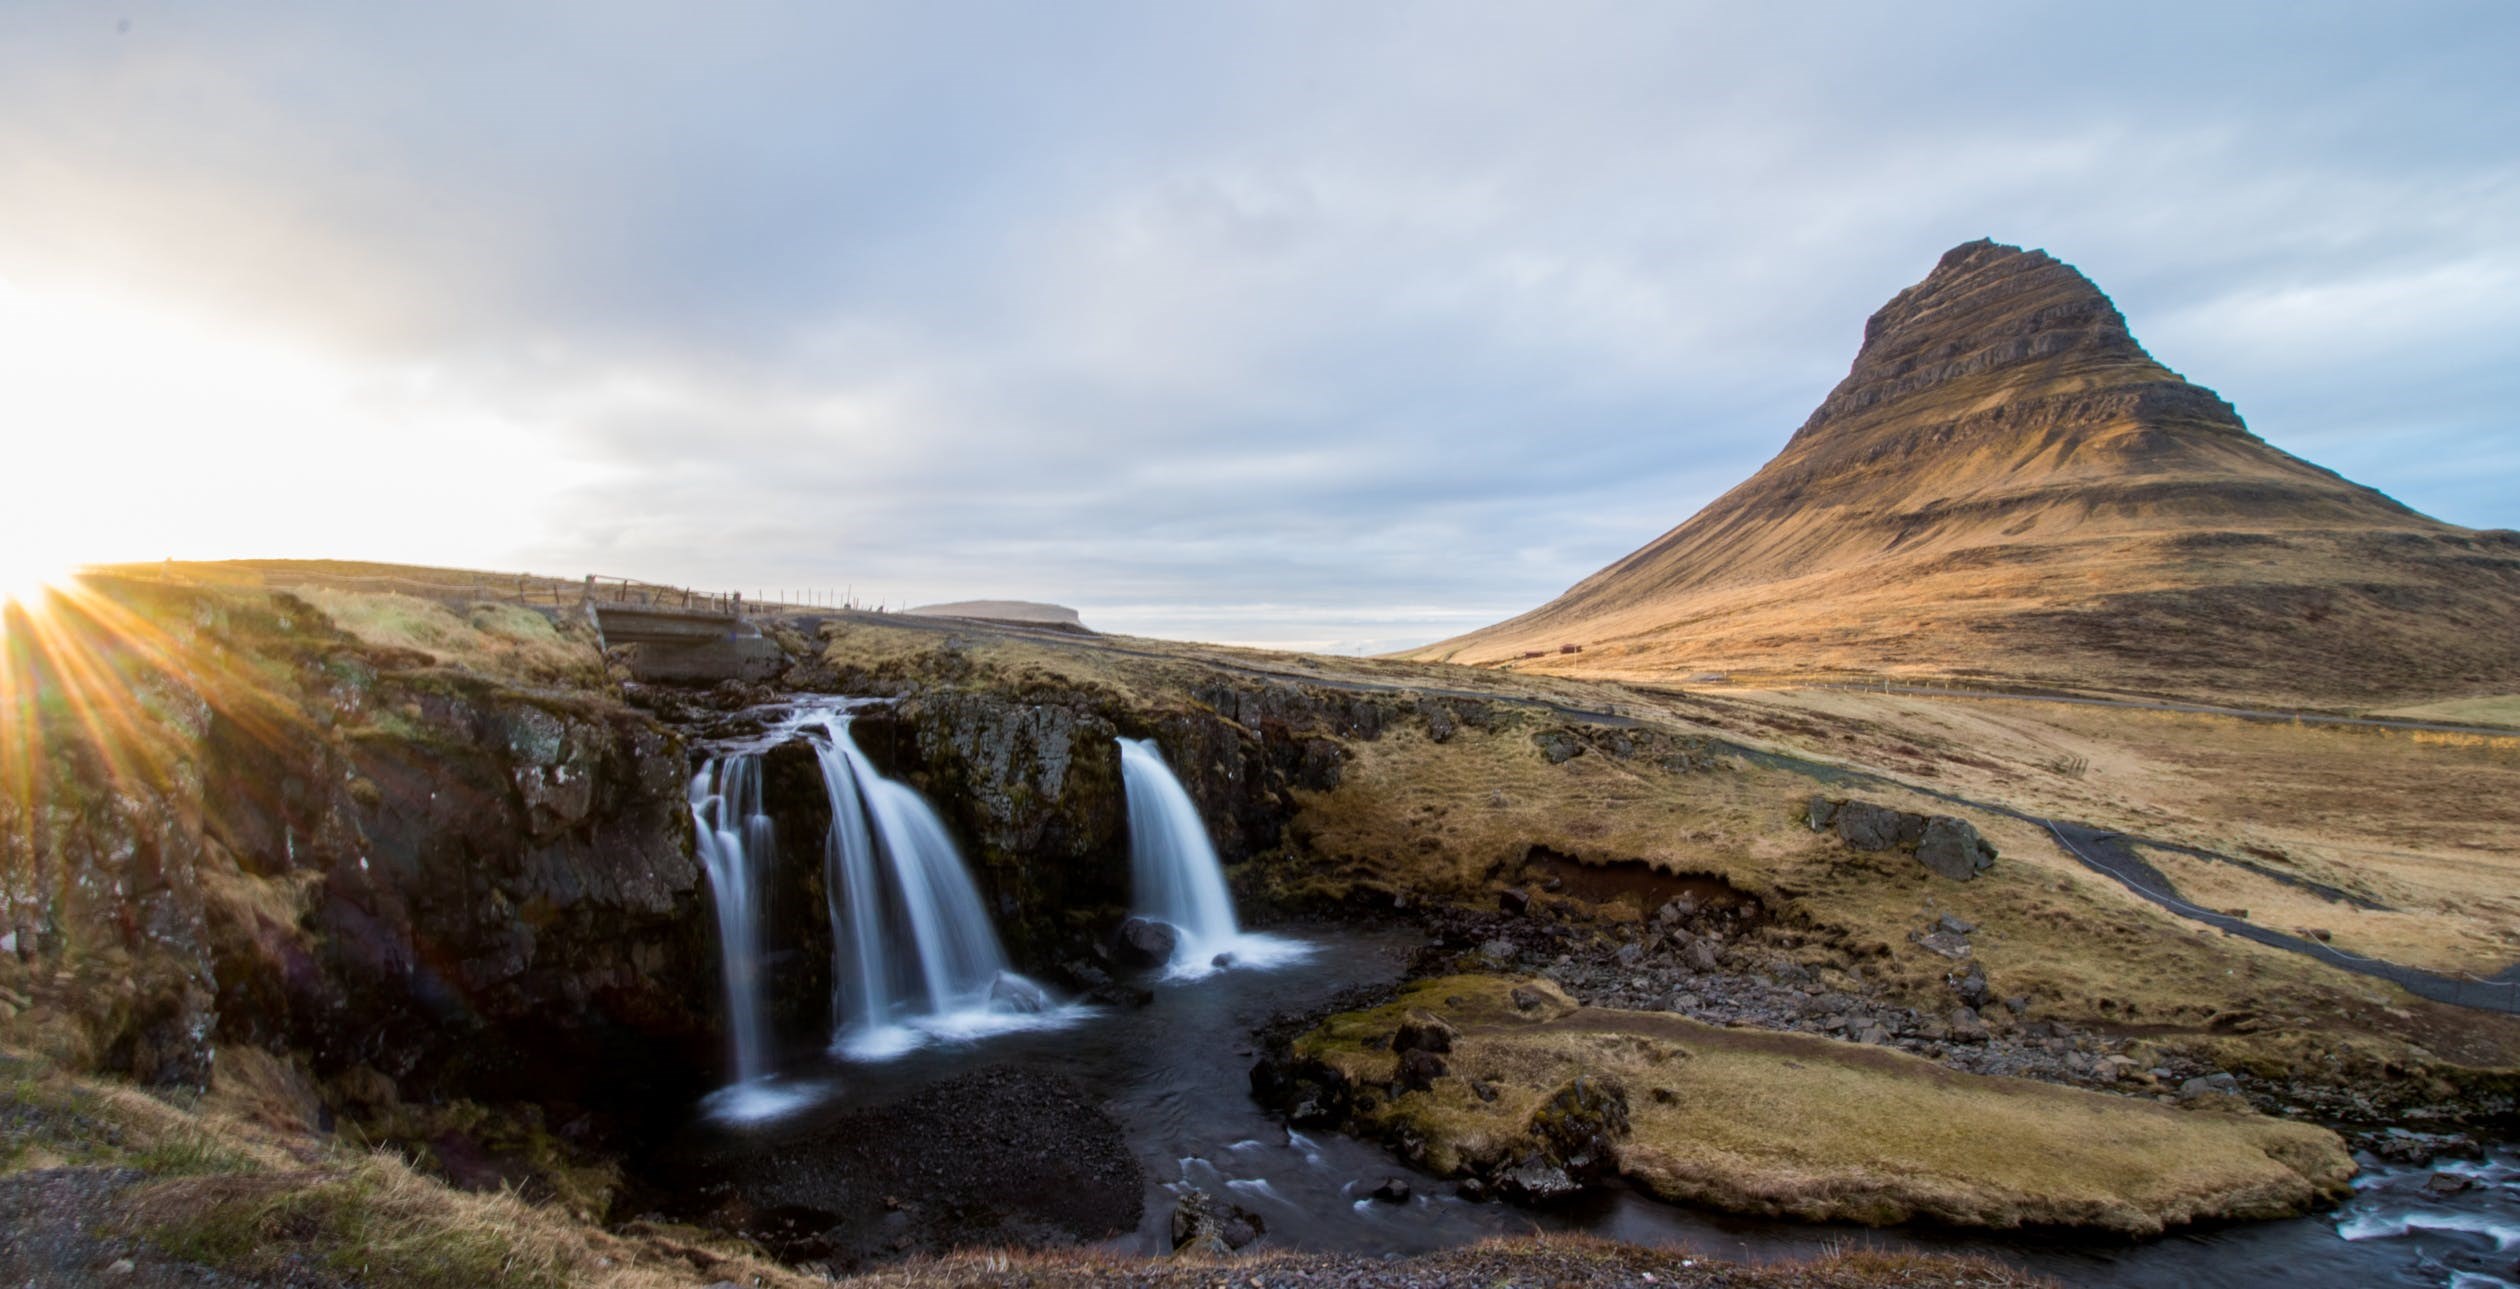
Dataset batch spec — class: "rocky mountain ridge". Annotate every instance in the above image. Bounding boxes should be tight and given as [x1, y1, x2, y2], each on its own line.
[1412, 240, 2520, 703]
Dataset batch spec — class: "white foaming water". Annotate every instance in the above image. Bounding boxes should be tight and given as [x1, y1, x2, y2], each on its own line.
[807, 709, 1087, 1058]
[1117, 736, 1311, 978]
[2336, 1209, 2520, 1252]
[689, 754, 798, 1119]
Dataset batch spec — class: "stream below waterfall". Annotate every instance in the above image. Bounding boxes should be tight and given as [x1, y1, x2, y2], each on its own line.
[647, 922, 2517, 1286]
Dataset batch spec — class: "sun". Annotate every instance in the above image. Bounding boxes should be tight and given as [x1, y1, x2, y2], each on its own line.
[0, 552, 73, 622]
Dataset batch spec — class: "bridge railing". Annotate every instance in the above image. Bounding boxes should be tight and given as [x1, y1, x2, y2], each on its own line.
[581, 575, 741, 617]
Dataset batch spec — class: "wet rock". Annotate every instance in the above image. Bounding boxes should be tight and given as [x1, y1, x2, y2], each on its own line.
[1455, 1177, 1491, 1202]
[1211, 952, 1237, 969]
[1370, 1178, 1413, 1204]
[987, 972, 1051, 1014]
[1112, 917, 1179, 968]
[1496, 1154, 1582, 1204]
[1498, 888, 1531, 916]
[2423, 1172, 2473, 1197]
[1170, 1187, 1263, 1255]
[1916, 817, 1998, 881]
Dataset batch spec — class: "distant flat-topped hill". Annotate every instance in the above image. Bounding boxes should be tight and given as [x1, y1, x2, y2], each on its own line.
[1408, 240, 2520, 704]
[905, 600, 1093, 633]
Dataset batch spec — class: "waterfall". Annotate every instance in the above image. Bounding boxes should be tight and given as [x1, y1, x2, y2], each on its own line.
[687, 700, 1082, 1119]
[688, 753, 806, 1121]
[805, 709, 1070, 1058]
[1118, 736, 1309, 977]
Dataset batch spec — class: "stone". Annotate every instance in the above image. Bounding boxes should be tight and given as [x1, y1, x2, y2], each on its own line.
[1498, 887, 1531, 916]
[1397, 1048, 1448, 1092]
[1805, 794, 1837, 832]
[1370, 1177, 1412, 1204]
[1456, 1177, 1491, 1201]
[1953, 965, 1992, 1008]
[1949, 1006, 1990, 1043]
[987, 972, 1051, 1014]
[1936, 913, 1977, 935]
[1685, 938, 1721, 972]
[1497, 1154, 1582, 1204]
[1916, 816, 1998, 881]
[1912, 930, 1971, 960]
[1212, 952, 1237, 969]
[1534, 731, 1586, 764]
[1479, 937, 1518, 963]
[1111, 917, 1179, 968]
[1834, 800, 1926, 851]
[1393, 1010, 1457, 1054]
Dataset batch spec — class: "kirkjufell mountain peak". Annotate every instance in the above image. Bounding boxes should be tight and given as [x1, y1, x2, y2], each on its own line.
[1409, 239, 2520, 703]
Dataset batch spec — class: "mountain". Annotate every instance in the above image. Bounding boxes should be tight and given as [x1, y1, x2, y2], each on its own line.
[1409, 240, 2520, 704]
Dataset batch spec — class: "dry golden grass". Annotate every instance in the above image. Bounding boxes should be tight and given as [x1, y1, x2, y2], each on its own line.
[301, 588, 605, 686]
[0, 1048, 812, 1289]
[1299, 977, 2352, 1234]
[2373, 694, 2520, 727]
[1695, 688, 2520, 979]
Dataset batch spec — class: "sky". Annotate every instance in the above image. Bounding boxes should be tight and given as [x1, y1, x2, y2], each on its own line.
[2, 3, 2514, 652]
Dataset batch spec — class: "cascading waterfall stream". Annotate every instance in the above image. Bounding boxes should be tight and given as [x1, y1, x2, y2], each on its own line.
[1118, 736, 1309, 978]
[688, 752, 809, 1121]
[689, 701, 1082, 1121]
[805, 710, 1065, 1057]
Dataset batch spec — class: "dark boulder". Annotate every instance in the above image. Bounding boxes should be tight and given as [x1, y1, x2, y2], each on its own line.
[1369, 1177, 1413, 1204]
[1170, 1187, 1265, 1254]
[1397, 1048, 1448, 1092]
[1834, 800, 1926, 851]
[1916, 816, 1998, 880]
[1111, 917, 1179, 968]
[1392, 1010, 1457, 1055]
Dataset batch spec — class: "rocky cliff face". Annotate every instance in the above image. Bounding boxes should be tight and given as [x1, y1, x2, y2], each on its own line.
[1, 579, 719, 1138]
[1411, 240, 2520, 703]
[843, 674, 1410, 963]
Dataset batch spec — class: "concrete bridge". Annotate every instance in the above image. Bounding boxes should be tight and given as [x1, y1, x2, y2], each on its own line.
[581, 576, 784, 683]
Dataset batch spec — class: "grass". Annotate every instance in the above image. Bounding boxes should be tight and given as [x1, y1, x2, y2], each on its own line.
[300, 588, 605, 686]
[0, 1047, 812, 1289]
[1298, 977, 2354, 1234]
[2373, 694, 2520, 728]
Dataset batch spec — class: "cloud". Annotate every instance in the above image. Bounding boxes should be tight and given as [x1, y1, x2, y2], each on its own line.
[2, 1, 2516, 646]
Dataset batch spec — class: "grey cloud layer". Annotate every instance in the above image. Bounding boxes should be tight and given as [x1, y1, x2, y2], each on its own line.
[3, 1, 2513, 648]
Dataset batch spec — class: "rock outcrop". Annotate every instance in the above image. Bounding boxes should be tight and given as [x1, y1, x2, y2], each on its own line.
[1806, 798, 1996, 881]
[1408, 240, 2520, 703]
[1, 579, 718, 1139]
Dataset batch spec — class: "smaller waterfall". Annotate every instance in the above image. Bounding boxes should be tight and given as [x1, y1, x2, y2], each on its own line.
[808, 711, 1080, 1058]
[1118, 736, 1309, 978]
[688, 754, 809, 1122]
